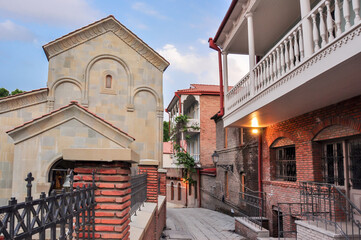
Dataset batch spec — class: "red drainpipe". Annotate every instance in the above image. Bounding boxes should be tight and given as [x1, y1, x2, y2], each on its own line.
[258, 132, 263, 195]
[175, 92, 182, 114]
[208, 38, 224, 117]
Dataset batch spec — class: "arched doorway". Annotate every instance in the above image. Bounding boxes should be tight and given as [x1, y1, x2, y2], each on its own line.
[48, 159, 75, 195]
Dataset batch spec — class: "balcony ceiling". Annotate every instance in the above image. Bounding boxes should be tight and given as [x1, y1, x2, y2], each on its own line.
[227, 52, 361, 128]
[220, 0, 304, 56]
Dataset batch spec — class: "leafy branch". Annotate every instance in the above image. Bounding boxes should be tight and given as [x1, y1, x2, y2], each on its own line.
[170, 114, 198, 184]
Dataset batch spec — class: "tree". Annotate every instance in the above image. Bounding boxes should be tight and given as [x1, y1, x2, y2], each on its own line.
[0, 88, 9, 98]
[0, 88, 26, 98]
[11, 89, 25, 95]
[163, 121, 170, 142]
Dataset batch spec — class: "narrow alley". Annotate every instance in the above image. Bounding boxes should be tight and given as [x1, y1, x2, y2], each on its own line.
[162, 206, 245, 240]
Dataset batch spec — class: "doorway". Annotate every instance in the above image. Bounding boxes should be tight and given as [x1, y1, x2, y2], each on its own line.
[322, 138, 361, 210]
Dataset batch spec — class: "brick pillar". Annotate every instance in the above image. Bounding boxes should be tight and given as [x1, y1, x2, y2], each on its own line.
[158, 169, 167, 196]
[138, 160, 159, 203]
[74, 161, 131, 240]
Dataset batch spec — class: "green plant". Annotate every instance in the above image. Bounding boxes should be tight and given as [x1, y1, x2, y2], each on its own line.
[173, 144, 196, 184]
[170, 114, 197, 184]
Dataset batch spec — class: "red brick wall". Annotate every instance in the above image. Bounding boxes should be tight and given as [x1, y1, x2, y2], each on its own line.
[159, 172, 166, 196]
[199, 95, 220, 167]
[74, 161, 131, 240]
[139, 165, 158, 203]
[261, 96, 361, 236]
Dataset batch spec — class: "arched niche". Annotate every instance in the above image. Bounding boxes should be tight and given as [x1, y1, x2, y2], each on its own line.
[270, 137, 295, 148]
[84, 54, 133, 107]
[49, 78, 83, 109]
[313, 125, 360, 141]
[132, 90, 158, 160]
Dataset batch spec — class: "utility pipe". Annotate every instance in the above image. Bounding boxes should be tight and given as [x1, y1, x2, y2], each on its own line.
[208, 38, 224, 117]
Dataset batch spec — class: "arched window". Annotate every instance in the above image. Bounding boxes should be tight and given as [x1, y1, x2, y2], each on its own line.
[178, 182, 182, 201]
[105, 75, 112, 88]
[171, 182, 174, 200]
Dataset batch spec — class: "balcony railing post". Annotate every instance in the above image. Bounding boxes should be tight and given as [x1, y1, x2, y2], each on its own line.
[299, 0, 313, 58]
[246, 12, 256, 97]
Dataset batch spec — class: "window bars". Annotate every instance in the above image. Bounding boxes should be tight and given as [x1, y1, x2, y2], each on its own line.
[0, 171, 96, 240]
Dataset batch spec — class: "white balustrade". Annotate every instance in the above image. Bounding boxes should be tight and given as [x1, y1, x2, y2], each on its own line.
[226, 73, 250, 112]
[308, 0, 360, 52]
[252, 22, 304, 95]
[225, 0, 361, 116]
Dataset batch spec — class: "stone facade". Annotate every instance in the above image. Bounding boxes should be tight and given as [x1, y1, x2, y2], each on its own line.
[0, 15, 169, 205]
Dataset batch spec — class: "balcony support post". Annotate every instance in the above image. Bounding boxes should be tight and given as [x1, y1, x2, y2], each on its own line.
[222, 51, 229, 108]
[246, 12, 255, 96]
[299, 0, 313, 58]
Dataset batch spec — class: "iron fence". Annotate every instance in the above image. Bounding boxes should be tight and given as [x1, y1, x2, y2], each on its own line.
[239, 191, 266, 229]
[130, 174, 147, 217]
[300, 181, 361, 239]
[0, 171, 96, 240]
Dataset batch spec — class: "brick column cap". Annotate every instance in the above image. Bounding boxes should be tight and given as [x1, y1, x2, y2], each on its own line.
[139, 159, 159, 166]
[158, 168, 167, 173]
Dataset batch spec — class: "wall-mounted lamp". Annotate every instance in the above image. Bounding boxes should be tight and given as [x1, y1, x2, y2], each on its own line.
[212, 151, 219, 166]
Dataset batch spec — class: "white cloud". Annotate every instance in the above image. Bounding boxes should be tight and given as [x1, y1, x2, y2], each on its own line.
[0, 20, 34, 41]
[132, 2, 167, 20]
[158, 44, 249, 86]
[0, 0, 102, 27]
[198, 39, 208, 45]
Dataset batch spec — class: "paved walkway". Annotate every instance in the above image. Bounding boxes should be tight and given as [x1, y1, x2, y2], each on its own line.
[162, 207, 246, 240]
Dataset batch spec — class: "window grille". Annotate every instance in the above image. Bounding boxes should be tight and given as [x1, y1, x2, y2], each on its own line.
[276, 146, 296, 181]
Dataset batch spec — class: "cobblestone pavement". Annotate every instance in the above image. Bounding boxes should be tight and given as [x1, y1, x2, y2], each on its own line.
[162, 207, 246, 240]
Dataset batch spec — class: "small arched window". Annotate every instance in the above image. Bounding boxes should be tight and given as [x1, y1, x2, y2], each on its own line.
[105, 75, 112, 88]
[171, 182, 174, 200]
[178, 182, 182, 201]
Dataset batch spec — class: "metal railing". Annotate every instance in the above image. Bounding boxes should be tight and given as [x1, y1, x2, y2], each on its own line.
[0, 171, 96, 240]
[276, 202, 304, 239]
[130, 174, 147, 216]
[300, 181, 361, 239]
[239, 191, 266, 229]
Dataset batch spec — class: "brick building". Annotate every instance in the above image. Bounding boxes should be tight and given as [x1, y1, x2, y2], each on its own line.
[165, 84, 225, 207]
[200, 115, 259, 216]
[210, 0, 361, 238]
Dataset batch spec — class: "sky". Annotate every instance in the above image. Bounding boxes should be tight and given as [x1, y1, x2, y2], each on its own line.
[0, 0, 249, 119]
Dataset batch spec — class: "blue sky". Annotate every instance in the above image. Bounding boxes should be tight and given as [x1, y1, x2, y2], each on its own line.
[0, 0, 248, 117]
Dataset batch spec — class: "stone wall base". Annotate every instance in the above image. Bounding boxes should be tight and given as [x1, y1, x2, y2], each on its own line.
[296, 220, 346, 240]
[235, 217, 269, 240]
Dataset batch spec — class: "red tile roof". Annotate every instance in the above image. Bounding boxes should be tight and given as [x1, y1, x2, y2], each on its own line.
[7, 101, 135, 140]
[163, 142, 173, 154]
[176, 84, 233, 94]
[0, 88, 48, 101]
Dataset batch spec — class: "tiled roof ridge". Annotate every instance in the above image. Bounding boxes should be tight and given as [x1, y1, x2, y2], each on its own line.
[6, 101, 135, 140]
[0, 88, 48, 101]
